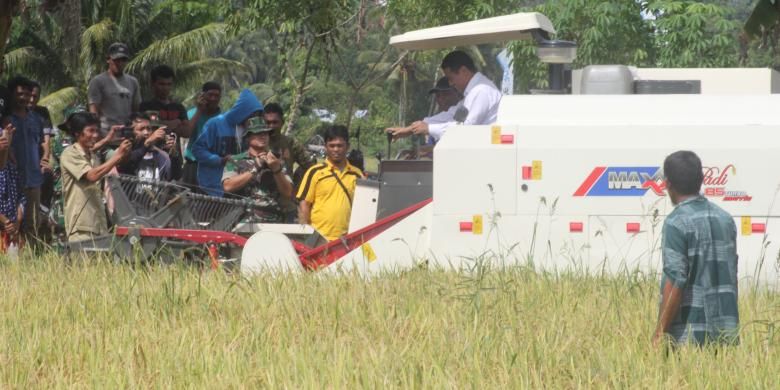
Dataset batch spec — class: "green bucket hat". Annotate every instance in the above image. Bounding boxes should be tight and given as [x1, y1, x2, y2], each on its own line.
[57, 105, 89, 133]
[243, 117, 273, 139]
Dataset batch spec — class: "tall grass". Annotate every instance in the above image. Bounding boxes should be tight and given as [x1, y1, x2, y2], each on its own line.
[0, 251, 777, 388]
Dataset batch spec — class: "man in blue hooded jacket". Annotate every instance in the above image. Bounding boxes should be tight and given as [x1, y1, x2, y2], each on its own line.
[192, 89, 263, 196]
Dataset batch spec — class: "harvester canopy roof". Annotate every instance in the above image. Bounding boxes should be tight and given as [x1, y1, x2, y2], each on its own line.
[389, 12, 556, 50]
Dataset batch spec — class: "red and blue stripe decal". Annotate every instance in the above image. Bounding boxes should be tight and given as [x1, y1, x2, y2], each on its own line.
[574, 166, 664, 197]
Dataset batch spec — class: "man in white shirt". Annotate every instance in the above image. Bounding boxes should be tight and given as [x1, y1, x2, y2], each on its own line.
[386, 51, 502, 141]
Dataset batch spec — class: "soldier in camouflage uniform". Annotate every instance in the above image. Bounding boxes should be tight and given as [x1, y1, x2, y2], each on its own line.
[262, 103, 316, 187]
[222, 118, 293, 223]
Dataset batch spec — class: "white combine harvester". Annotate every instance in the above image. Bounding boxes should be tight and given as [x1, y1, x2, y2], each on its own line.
[241, 12, 780, 287]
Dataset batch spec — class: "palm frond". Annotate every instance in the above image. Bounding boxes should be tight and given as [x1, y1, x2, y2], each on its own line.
[38, 86, 81, 125]
[80, 19, 117, 81]
[127, 23, 229, 74]
[174, 58, 252, 99]
[3, 47, 44, 76]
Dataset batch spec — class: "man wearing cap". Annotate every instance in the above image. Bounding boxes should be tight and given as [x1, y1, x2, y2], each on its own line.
[59, 112, 132, 242]
[222, 118, 292, 223]
[386, 50, 501, 141]
[192, 88, 263, 197]
[117, 112, 172, 181]
[87, 42, 141, 138]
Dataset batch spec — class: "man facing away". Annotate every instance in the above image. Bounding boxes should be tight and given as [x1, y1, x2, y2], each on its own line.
[222, 118, 292, 223]
[192, 88, 263, 196]
[653, 150, 740, 347]
[87, 42, 141, 138]
[59, 112, 131, 242]
[297, 125, 363, 242]
[386, 50, 501, 142]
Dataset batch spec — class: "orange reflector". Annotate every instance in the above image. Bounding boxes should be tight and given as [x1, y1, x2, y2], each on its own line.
[569, 222, 583, 233]
[626, 222, 640, 233]
[752, 223, 766, 234]
[522, 166, 532, 180]
[459, 222, 473, 232]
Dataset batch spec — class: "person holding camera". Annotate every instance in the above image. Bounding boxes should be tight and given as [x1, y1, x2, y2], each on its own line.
[117, 112, 172, 181]
[222, 118, 292, 223]
[59, 112, 131, 242]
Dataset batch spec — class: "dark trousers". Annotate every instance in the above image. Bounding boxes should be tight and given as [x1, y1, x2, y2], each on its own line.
[22, 187, 41, 243]
[181, 160, 198, 188]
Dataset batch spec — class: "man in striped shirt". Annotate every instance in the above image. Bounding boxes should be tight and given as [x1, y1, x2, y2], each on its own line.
[653, 151, 740, 347]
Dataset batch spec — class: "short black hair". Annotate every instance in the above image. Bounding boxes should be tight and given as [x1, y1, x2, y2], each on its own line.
[323, 125, 349, 144]
[663, 150, 704, 196]
[7, 76, 33, 109]
[263, 102, 284, 121]
[150, 64, 175, 82]
[30, 80, 41, 91]
[7, 76, 33, 92]
[68, 112, 100, 135]
[202, 81, 221, 92]
[129, 111, 151, 122]
[441, 51, 476, 73]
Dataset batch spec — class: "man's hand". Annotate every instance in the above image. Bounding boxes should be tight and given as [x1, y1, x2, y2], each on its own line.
[196, 93, 208, 111]
[145, 128, 166, 147]
[0, 123, 16, 150]
[114, 139, 133, 159]
[3, 220, 18, 237]
[261, 151, 282, 173]
[40, 157, 51, 173]
[409, 121, 429, 135]
[164, 134, 177, 155]
[385, 126, 414, 140]
[221, 154, 234, 165]
[108, 124, 123, 140]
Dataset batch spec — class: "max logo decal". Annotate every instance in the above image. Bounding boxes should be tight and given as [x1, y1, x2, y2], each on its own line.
[574, 167, 665, 197]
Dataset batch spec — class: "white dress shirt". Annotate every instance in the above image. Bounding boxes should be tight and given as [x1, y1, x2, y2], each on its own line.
[423, 72, 502, 141]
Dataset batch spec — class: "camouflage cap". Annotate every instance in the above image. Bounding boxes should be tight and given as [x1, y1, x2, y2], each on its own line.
[243, 117, 273, 138]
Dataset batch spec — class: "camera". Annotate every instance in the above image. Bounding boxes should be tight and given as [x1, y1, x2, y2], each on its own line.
[120, 125, 135, 141]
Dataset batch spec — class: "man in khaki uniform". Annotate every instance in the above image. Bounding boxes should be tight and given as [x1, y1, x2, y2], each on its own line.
[59, 112, 131, 242]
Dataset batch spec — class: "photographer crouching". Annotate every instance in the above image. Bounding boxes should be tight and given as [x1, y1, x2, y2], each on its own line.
[117, 112, 173, 181]
[222, 118, 292, 223]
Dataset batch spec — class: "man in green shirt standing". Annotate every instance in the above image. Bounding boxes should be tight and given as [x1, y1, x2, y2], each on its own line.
[653, 151, 740, 347]
[183, 81, 222, 187]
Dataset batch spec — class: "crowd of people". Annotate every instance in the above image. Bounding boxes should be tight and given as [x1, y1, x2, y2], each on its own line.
[0, 42, 364, 249]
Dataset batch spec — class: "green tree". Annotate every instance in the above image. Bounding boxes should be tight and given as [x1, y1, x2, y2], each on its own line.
[4, 0, 245, 123]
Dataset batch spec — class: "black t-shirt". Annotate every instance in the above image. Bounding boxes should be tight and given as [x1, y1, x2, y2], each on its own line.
[139, 99, 187, 180]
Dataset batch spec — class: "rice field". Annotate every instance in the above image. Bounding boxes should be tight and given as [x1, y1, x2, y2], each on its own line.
[0, 252, 777, 388]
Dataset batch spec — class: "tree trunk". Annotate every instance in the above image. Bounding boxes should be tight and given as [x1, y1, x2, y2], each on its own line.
[0, 0, 22, 75]
[60, 0, 81, 77]
[284, 39, 317, 136]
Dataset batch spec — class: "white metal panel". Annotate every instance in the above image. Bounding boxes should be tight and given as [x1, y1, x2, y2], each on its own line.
[588, 216, 662, 275]
[326, 203, 433, 275]
[572, 68, 780, 95]
[497, 95, 780, 126]
[511, 125, 780, 218]
[389, 12, 555, 50]
[433, 125, 517, 216]
[348, 181, 379, 233]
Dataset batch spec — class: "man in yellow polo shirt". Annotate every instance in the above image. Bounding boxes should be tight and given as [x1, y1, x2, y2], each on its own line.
[297, 125, 363, 241]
